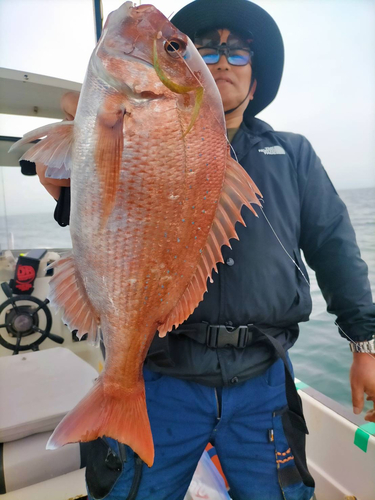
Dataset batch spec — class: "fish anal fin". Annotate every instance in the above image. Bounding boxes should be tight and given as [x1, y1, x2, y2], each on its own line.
[47, 254, 99, 345]
[158, 155, 262, 337]
[9, 121, 74, 179]
[47, 378, 154, 467]
[95, 100, 125, 225]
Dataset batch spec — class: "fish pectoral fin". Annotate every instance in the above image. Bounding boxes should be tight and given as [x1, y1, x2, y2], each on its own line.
[95, 103, 126, 223]
[47, 253, 100, 346]
[46, 377, 154, 467]
[158, 155, 262, 337]
[9, 121, 74, 179]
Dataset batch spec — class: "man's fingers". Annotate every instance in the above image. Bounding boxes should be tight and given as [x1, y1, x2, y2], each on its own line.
[351, 383, 364, 415]
[36, 162, 70, 187]
[64, 111, 75, 121]
[46, 177, 71, 187]
[364, 393, 375, 422]
[61, 91, 80, 121]
[365, 409, 375, 422]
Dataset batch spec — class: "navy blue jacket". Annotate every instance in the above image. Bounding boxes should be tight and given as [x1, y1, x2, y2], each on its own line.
[55, 117, 375, 386]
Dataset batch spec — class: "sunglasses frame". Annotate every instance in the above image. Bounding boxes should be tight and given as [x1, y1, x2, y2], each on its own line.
[197, 46, 253, 66]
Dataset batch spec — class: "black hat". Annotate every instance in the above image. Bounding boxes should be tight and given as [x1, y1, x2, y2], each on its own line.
[171, 0, 284, 119]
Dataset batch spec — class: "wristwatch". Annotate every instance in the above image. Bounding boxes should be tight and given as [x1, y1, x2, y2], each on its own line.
[349, 337, 375, 353]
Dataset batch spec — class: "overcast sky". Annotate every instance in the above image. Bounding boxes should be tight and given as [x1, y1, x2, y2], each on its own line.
[0, 0, 374, 217]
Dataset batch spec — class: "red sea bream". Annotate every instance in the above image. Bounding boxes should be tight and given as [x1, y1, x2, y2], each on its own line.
[10, 2, 262, 466]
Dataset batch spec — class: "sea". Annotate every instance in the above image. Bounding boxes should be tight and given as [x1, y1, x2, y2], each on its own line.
[0, 187, 374, 412]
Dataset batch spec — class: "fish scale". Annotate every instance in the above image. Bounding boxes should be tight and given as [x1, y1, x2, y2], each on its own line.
[9, 1, 262, 467]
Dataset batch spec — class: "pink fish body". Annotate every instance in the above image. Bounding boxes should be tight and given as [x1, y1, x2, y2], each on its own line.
[10, 2, 262, 466]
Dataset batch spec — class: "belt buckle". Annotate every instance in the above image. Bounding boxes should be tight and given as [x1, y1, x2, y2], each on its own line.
[206, 325, 251, 348]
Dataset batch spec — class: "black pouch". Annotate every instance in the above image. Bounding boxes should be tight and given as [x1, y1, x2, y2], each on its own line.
[282, 406, 314, 488]
[82, 438, 144, 500]
[81, 438, 123, 499]
[261, 330, 315, 489]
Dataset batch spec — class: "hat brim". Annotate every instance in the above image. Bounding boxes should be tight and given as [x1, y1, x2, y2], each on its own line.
[171, 0, 284, 119]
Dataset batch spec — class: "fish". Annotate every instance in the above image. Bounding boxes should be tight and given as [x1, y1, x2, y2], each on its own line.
[9, 2, 262, 467]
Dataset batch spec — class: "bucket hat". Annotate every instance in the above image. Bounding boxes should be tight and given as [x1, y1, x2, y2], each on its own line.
[171, 0, 284, 119]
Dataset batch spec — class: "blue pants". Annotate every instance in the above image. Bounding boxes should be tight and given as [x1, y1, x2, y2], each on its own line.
[86, 357, 315, 500]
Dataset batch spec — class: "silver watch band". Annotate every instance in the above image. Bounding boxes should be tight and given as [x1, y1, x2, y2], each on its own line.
[349, 337, 375, 353]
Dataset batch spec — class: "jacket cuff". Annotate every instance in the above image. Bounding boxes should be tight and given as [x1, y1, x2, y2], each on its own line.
[338, 331, 375, 342]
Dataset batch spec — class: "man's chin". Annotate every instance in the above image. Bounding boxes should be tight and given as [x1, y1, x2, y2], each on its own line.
[223, 101, 240, 113]
[223, 97, 250, 115]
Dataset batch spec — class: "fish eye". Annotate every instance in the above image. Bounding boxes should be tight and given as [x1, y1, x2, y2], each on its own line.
[164, 39, 186, 59]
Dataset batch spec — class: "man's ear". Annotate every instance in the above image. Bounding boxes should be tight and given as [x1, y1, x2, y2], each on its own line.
[249, 79, 257, 101]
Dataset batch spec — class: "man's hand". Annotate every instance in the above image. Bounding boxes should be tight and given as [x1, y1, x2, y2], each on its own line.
[36, 162, 70, 200]
[61, 91, 80, 121]
[35, 92, 79, 199]
[350, 352, 375, 422]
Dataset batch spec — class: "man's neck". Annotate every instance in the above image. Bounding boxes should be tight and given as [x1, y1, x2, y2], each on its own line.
[225, 113, 243, 129]
[224, 99, 249, 129]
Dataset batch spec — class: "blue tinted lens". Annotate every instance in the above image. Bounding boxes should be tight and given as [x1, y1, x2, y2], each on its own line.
[228, 54, 250, 66]
[201, 53, 220, 64]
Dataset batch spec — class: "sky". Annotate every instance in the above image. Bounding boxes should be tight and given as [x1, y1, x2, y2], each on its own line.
[0, 0, 374, 218]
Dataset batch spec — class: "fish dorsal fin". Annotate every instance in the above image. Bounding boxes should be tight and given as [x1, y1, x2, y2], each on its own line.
[9, 121, 74, 179]
[157, 155, 262, 337]
[47, 253, 100, 345]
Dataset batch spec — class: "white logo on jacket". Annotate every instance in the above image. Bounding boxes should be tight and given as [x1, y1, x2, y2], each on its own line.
[258, 146, 286, 155]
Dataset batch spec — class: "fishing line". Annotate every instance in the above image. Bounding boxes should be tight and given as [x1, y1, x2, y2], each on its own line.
[228, 139, 310, 286]
[260, 192, 375, 358]
[228, 139, 375, 361]
[160, 34, 203, 89]
[163, 40, 374, 362]
[160, 33, 235, 148]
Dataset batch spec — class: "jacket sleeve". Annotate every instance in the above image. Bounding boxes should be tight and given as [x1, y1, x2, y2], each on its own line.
[297, 136, 375, 342]
[17, 158, 71, 227]
[54, 186, 71, 227]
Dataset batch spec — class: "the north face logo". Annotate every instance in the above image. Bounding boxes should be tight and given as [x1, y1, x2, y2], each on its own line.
[258, 146, 286, 155]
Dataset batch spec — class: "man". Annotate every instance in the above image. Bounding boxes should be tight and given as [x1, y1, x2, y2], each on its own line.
[36, 1, 375, 499]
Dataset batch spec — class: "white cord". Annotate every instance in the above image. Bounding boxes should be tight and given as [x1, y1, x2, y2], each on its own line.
[227, 139, 375, 360]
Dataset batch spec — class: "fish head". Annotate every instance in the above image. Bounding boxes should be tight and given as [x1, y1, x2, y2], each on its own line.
[93, 2, 224, 127]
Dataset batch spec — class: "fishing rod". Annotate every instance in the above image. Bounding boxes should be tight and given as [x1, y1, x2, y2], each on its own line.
[93, 0, 103, 42]
[93, 0, 144, 42]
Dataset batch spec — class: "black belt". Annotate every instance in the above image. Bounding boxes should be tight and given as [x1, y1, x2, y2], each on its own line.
[169, 322, 314, 488]
[172, 322, 276, 349]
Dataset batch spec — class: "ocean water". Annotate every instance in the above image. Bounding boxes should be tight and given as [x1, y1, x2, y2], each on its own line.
[291, 187, 375, 412]
[0, 187, 374, 411]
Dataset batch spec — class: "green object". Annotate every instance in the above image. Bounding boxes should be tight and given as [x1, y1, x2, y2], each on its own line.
[295, 381, 309, 391]
[354, 424, 375, 452]
[354, 429, 370, 452]
[360, 422, 375, 435]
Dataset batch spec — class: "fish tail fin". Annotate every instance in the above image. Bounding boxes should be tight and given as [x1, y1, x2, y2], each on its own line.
[46, 377, 154, 467]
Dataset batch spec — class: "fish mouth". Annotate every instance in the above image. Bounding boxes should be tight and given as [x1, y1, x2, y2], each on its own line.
[122, 52, 154, 69]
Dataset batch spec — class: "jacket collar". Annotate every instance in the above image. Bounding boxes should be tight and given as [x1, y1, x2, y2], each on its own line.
[231, 117, 274, 162]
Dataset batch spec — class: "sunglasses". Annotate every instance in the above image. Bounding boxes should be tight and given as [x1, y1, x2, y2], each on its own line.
[197, 46, 253, 66]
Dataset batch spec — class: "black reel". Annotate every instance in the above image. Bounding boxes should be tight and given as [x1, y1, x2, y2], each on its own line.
[0, 282, 64, 355]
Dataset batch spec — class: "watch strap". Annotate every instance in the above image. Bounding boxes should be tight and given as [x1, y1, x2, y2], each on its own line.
[349, 338, 375, 353]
